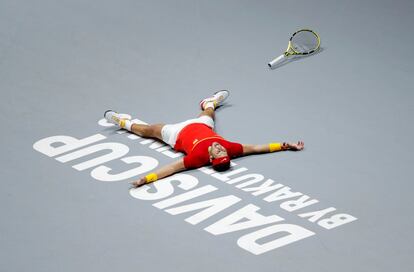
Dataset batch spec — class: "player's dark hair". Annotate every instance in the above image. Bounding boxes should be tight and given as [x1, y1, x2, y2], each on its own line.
[212, 160, 231, 172]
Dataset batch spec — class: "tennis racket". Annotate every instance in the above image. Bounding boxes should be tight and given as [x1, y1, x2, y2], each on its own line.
[268, 29, 320, 68]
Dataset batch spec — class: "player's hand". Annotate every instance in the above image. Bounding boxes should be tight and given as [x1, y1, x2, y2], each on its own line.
[130, 177, 146, 188]
[287, 141, 304, 151]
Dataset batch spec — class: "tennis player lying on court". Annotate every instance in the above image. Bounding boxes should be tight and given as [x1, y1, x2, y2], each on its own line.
[104, 90, 304, 188]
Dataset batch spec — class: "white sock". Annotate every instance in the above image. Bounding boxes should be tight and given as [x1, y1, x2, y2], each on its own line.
[120, 119, 133, 131]
[125, 120, 133, 131]
[203, 101, 215, 110]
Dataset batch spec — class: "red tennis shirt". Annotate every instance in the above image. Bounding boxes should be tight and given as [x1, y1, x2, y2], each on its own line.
[174, 123, 243, 169]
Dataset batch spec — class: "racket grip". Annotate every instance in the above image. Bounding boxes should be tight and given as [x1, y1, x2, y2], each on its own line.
[268, 54, 285, 68]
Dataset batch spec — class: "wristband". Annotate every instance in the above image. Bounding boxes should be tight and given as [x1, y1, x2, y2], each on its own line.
[145, 173, 158, 183]
[269, 143, 282, 152]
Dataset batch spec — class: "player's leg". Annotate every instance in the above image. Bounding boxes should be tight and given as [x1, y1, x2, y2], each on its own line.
[130, 123, 164, 140]
[104, 110, 164, 141]
[198, 108, 215, 120]
[198, 90, 230, 120]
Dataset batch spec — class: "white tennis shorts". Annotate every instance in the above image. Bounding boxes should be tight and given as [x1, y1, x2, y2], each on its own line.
[161, 116, 215, 147]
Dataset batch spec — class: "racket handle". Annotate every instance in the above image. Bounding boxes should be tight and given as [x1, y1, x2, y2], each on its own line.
[268, 54, 285, 68]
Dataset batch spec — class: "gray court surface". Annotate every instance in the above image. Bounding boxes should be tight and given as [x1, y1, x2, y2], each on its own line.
[1, 0, 413, 271]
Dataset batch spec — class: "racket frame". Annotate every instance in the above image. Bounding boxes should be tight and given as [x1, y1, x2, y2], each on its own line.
[268, 29, 320, 68]
[285, 29, 320, 56]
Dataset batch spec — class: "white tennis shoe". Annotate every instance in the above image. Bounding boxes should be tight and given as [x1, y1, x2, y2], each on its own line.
[200, 90, 230, 110]
[104, 110, 131, 126]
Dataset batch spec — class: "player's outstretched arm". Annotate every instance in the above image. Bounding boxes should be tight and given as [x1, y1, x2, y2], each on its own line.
[130, 158, 186, 188]
[242, 141, 304, 156]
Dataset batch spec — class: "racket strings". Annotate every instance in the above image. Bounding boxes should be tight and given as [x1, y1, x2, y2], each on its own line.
[291, 30, 319, 54]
